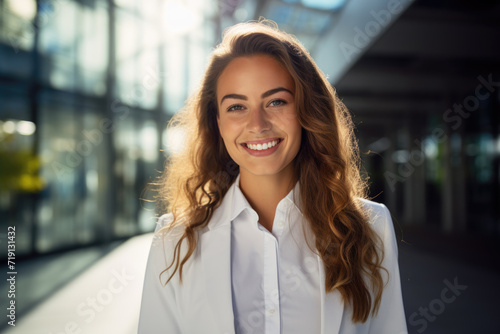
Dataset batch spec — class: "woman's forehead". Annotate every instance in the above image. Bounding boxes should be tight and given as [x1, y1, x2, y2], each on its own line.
[216, 55, 295, 100]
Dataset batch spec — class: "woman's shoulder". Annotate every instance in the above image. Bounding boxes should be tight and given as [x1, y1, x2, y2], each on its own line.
[151, 213, 187, 249]
[357, 198, 400, 257]
[359, 198, 391, 221]
[154, 213, 175, 232]
[357, 198, 394, 237]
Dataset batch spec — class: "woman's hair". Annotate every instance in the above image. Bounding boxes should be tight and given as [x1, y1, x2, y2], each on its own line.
[153, 19, 386, 323]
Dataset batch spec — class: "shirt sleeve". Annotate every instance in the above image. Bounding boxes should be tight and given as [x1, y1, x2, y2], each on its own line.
[138, 214, 183, 334]
[368, 203, 408, 334]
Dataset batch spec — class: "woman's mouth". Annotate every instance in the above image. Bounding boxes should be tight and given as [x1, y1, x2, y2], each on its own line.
[244, 138, 282, 151]
[241, 138, 283, 156]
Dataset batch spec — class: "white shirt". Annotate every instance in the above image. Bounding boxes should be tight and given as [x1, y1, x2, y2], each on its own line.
[230, 175, 321, 334]
[137, 176, 408, 334]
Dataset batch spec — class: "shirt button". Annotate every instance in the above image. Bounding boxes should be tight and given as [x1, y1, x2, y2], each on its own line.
[268, 308, 276, 316]
[277, 221, 284, 228]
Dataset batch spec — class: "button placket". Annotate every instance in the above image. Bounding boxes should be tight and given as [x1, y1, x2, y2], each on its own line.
[273, 205, 288, 237]
[262, 231, 280, 333]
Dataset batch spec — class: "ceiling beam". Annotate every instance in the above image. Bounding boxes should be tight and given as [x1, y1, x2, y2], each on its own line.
[312, 0, 416, 84]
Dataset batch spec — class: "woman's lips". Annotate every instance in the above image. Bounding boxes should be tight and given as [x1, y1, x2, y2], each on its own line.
[243, 137, 282, 145]
[241, 138, 283, 156]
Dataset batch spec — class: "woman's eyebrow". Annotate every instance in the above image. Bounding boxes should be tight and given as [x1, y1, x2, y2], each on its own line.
[261, 87, 293, 98]
[220, 94, 247, 105]
[220, 87, 294, 105]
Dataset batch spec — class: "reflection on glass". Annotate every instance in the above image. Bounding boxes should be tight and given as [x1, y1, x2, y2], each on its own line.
[163, 36, 186, 112]
[140, 120, 158, 162]
[0, 117, 40, 256]
[0, 0, 216, 257]
[39, 0, 78, 90]
[115, 8, 139, 105]
[137, 49, 160, 109]
[0, 0, 36, 51]
[469, 133, 494, 184]
[77, 2, 108, 95]
[7, 0, 37, 20]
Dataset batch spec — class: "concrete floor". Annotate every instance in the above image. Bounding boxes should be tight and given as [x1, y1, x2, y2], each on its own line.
[1, 229, 498, 334]
[0, 234, 152, 334]
[399, 242, 499, 333]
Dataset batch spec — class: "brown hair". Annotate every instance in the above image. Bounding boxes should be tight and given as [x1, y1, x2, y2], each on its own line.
[153, 20, 386, 323]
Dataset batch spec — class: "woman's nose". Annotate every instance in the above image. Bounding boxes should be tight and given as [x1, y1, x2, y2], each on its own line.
[246, 107, 271, 133]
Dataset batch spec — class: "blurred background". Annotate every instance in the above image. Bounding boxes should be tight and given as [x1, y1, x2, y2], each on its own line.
[0, 0, 499, 333]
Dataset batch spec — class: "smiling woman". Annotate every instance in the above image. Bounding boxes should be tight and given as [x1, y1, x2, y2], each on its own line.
[138, 19, 407, 334]
[217, 55, 302, 230]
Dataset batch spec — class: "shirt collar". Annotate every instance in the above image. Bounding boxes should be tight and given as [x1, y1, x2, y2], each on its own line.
[230, 173, 258, 223]
[230, 173, 303, 223]
[207, 173, 303, 231]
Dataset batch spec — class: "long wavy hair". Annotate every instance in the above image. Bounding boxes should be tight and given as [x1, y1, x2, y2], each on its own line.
[153, 20, 386, 323]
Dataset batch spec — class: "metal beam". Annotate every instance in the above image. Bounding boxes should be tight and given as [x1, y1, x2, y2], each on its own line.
[312, 0, 416, 84]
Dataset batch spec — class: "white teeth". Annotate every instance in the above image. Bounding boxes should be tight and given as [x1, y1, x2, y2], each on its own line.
[246, 140, 279, 151]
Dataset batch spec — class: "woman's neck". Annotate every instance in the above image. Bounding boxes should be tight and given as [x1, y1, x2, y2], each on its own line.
[238, 166, 297, 232]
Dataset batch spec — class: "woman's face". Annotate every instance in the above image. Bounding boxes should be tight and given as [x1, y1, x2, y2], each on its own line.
[216, 54, 302, 179]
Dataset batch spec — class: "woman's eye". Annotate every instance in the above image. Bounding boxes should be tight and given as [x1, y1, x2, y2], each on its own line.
[268, 99, 287, 107]
[227, 104, 244, 112]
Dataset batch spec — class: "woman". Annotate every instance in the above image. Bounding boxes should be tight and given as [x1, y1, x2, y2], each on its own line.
[138, 20, 407, 334]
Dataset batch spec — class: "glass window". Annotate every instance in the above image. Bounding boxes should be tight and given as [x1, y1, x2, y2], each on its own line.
[115, 8, 139, 105]
[0, 0, 36, 53]
[39, 0, 78, 91]
[137, 46, 160, 109]
[0, 0, 219, 258]
[0, 82, 30, 120]
[77, 1, 108, 96]
[187, 24, 213, 96]
[0, 0, 37, 78]
[163, 35, 187, 113]
[113, 113, 160, 236]
[0, 118, 38, 256]
[38, 96, 79, 252]
[37, 92, 108, 252]
[0, 83, 35, 256]
[114, 0, 136, 10]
